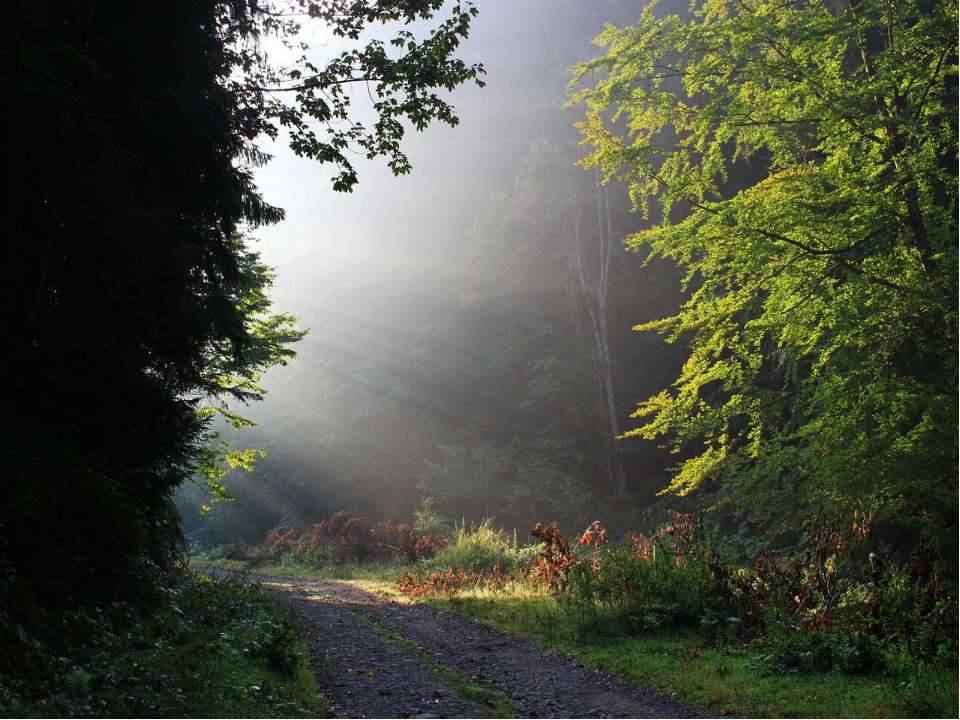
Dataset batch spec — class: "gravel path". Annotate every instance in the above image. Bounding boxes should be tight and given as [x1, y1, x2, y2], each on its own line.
[205, 569, 701, 718]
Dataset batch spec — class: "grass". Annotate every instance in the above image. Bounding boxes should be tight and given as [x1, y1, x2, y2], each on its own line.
[419, 593, 957, 719]
[0, 569, 330, 718]
[189, 554, 958, 719]
[191, 555, 410, 582]
[422, 519, 519, 573]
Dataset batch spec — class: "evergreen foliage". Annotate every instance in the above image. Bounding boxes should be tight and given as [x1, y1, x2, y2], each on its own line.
[3, 0, 480, 609]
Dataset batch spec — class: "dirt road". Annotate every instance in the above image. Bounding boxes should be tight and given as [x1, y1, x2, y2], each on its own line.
[205, 569, 701, 719]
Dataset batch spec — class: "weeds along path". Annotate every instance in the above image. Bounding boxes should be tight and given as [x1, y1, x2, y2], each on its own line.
[203, 569, 701, 719]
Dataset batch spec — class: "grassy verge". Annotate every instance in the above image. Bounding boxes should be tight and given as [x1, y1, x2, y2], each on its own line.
[189, 555, 958, 718]
[420, 593, 957, 719]
[0, 569, 330, 718]
[191, 555, 409, 582]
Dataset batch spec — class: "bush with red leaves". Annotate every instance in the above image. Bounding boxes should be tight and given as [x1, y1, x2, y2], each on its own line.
[263, 527, 301, 559]
[395, 559, 511, 598]
[526, 522, 576, 591]
[257, 511, 453, 566]
[414, 534, 448, 560]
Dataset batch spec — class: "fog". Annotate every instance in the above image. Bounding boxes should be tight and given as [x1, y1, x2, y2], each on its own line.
[179, 0, 689, 543]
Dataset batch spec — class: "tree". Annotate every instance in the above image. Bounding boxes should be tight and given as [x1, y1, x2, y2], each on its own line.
[3, 0, 481, 607]
[573, 0, 958, 543]
[218, 0, 484, 191]
[566, 167, 630, 497]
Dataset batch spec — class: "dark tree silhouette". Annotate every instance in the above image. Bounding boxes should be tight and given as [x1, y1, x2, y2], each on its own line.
[3, 0, 481, 609]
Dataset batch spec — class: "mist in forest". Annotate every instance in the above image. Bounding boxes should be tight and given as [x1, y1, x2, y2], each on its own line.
[177, 0, 689, 544]
[10, 0, 955, 713]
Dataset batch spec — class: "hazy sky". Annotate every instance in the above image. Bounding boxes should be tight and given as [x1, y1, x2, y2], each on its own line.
[179, 0, 692, 530]
[246, 1, 642, 412]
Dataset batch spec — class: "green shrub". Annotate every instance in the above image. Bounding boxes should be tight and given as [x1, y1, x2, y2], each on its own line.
[756, 629, 888, 675]
[874, 563, 958, 663]
[424, 519, 516, 574]
[515, 543, 542, 568]
[564, 545, 722, 632]
[883, 660, 960, 718]
[206, 544, 228, 560]
[208, 542, 258, 563]
[413, 497, 450, 539]
[0, 569, 327, 717]
[284, 545, 331, 569]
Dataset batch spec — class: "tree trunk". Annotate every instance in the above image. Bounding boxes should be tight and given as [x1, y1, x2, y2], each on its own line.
[566, 178, 628, 498]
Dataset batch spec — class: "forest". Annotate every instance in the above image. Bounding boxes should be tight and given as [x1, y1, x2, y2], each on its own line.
[3, 0, 957, 718]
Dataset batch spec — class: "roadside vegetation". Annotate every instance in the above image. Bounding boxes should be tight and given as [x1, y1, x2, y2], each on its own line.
[10, 0, 955, 716]
[6, 1, 478, 717]
[193, 506, 958, 719]
[0, 569, 328, 718]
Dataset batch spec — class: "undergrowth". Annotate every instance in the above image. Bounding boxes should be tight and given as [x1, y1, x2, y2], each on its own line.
[423, 519, 517, 574]
[0, 568, 328, 718]
[192, 555, 410, 582]
[192, 509, 959, 718]
[398, 513, 959, 719]
[424, 592, 957, 719]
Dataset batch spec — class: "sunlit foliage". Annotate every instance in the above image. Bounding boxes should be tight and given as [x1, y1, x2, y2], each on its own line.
[572, 0, 958, 540]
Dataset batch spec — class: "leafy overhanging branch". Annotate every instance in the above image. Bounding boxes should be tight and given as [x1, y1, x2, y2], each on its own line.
[572, 0, 958, 534]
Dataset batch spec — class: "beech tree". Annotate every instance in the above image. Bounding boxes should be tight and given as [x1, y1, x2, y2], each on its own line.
[573, 0, 958, 542]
